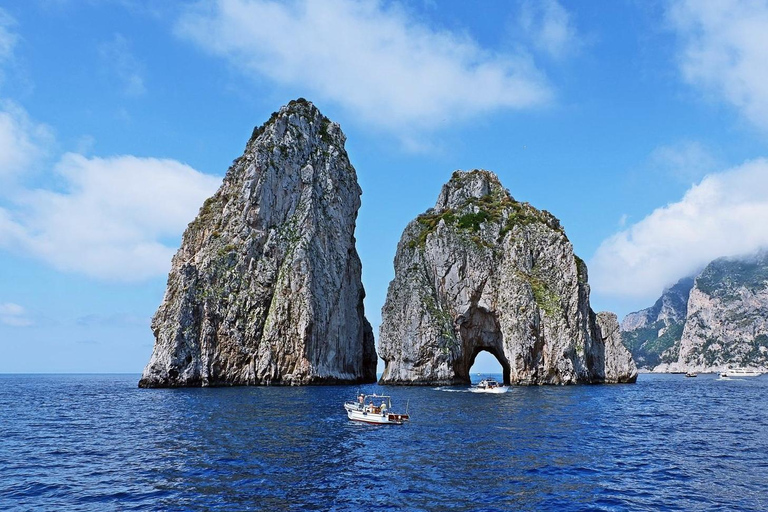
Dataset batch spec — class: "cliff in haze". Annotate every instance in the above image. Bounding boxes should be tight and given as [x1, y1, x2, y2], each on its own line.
[139, 99, 376, 387]
[620, 277, 693, 369]
[622, 253, 768, 372]
[674, 254, 768, 372]
[378, 170, 637, 385]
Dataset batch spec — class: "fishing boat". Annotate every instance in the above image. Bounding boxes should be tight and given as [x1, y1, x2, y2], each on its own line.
[720, 368, 762, 378]
[344, 393, 410, 425]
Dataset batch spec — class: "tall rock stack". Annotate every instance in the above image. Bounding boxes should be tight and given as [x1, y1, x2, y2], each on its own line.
[139, 99, 376, 387]
[378, 170, 636, 385]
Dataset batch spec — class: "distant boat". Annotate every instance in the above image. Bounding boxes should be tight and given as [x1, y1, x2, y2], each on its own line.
[473, 378, 508, 393]
[344, 393, 410, 425]
[685, 371, 698, 378]
[720, 368, 762, 378]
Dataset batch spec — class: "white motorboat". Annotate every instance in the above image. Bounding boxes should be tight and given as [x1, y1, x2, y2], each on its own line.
[344, 393, 410, 425]
[720, 368, 762, 378]
[685, 371, 698, 378]
[472, 378, 508, 393]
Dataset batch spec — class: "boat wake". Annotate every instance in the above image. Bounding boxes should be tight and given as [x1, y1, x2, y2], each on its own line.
[432, 387, 510, 394]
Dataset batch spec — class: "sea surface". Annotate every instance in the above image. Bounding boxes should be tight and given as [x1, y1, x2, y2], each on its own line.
[1, 373, 767, 511]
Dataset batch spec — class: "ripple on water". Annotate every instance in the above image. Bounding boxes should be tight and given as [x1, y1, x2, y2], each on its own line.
[1, 373, 767, 511]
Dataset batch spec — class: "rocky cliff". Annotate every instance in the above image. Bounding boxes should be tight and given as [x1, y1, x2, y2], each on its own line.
[620, 277, 693, 369]
[622, 253, 768, 373]
[673, 253, 768, 372]
[139, 99, 376, 387]
[378, 170, 636, 385]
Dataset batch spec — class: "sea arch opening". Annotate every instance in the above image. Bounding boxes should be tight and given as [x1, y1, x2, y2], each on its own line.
[454, 305, 511, 385]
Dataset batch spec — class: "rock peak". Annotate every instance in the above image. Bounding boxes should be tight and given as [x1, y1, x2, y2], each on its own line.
[249, 97, 345, 148]
[435, 169, 509, 212]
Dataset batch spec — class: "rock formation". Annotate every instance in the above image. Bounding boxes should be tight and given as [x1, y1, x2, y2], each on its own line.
[139, 99, 376, 387]
[672, 253, 768, 372]
[620, 277, 693, 369]
[622, 253, 768, 373]
[378, 170, 637, 385]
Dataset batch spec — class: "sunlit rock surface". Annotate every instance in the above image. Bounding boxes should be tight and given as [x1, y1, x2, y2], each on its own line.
[378, 170, 636, 385]
[139, 99, 376, 387]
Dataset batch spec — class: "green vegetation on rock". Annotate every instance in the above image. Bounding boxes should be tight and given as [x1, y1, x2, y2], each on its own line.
[696, 256, 768, 297]
[621, 320, 684, 367]
[406, 171, 564, 250]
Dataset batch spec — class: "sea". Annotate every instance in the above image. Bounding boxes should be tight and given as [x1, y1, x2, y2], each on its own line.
[1, 373, 767, 511]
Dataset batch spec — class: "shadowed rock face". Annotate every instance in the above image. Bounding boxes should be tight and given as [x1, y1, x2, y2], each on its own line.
[139, 99, 376, 387]
[378, 170, 636, 385]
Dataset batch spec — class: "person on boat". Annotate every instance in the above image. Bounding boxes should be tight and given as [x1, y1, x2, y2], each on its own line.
[381, 401, 387, 414]
[358, 394, 364, 407]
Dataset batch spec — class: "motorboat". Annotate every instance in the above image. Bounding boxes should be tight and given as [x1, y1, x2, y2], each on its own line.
[344, 393, 410, 425]
[472, 378, 508, 393]
[477, 378, 500, 389]
[685, 371, 698, 378]
[719, 368, 762, 378]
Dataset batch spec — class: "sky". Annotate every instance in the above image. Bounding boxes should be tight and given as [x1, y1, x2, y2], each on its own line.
[2, 0, 768, 374]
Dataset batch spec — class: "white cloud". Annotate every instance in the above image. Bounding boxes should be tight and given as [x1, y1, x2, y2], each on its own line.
[667, 0, 768, 132]
[590, 158, 768, 300]
[0, 302, 32, 327]
[98, 33, 146, 96]
[0, 153, 221, 281]
[517, 0, 581, 59]
[175, 0, 551, 134]
[0, 101, 54, 182]
[649, 140, 719, 183]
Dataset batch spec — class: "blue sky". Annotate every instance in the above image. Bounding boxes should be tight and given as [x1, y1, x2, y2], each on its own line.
[2, 0, 768, 373]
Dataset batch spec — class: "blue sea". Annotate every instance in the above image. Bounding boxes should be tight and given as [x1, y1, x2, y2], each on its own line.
[1, 373, 767, 511]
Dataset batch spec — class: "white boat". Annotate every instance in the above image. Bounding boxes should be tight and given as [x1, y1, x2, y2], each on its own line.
[344, 393, 410, 425]
[720, 368, 762, 378]
[685, 371, 698, 378]
[472, 378, 508, 393]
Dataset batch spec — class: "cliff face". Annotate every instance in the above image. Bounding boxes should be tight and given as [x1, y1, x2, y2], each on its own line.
[674, 254, 768, 372]
[620, 277, 694, 369]
[378, 170, 636, 385]
[139, 99, 376, 387]
[621, 253, 768, 373]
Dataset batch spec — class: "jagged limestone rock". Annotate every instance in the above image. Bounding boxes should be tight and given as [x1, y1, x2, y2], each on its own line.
[672, 254, 768, 372]
[378, 170, 636, 385]
[139, 99, 376, 387]
[620, 277, 693, 369]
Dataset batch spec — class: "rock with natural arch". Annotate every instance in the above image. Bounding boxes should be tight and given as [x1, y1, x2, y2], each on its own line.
[378, 170, 636, 385]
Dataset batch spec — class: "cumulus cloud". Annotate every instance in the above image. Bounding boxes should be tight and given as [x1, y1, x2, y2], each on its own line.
[98, 33, 146, 96]
[517, 0, 581, 59]
[0, 153, 221, 281]
[590, 158, 768, 300]
[0, 101, 54, 183]
[667, 0, 768, 132]
[175, 0, 551, 134]
[0, 302, 32, 327]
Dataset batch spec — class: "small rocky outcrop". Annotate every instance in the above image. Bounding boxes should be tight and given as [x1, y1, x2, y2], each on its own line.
[620, 277, 694, 369]
[139, 99, 376, 387]
[378, 170, 636, 385]
[672, 253, 768, 372]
